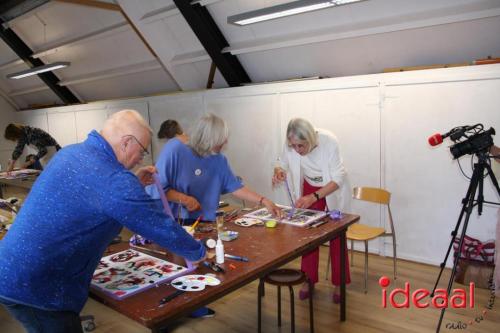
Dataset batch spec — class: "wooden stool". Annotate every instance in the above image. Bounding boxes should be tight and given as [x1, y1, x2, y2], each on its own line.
[257, 268, 314, 333]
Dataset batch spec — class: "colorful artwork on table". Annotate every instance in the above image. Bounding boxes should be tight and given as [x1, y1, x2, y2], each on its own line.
[0, 169, 40, 179]
[91, 249, 193, 299]
[243, 204, 327, 227]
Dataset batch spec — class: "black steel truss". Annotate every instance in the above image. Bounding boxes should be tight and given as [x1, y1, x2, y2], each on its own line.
[174, 0, 250, 87]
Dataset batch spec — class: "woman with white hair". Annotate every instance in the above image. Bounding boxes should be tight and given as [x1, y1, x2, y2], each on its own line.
[273, 118, 351, 303]
[149, 113, 283, 222]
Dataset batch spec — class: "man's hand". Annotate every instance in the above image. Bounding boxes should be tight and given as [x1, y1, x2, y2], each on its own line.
[135, 166, 157, 186]
[182, 195, 201, 212]
[491, 145, 500, 163]
[190, 251, 208, 266]
[272, 167, 287, 187]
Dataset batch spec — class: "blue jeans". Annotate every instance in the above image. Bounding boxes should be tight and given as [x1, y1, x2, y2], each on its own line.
[0, 297, 83, 333]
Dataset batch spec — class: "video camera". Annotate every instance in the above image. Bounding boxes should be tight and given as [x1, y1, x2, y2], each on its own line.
[428, 124, 495, 159]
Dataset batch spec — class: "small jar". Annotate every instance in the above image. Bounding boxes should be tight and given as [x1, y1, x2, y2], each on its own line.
[216, 210, 225, 238]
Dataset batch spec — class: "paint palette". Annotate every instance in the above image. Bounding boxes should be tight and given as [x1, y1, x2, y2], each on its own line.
[91, 249, 194, 300]
[234, 218, 264, 227]
[171, 274, 221, 291]
[243, 204, 327, 227]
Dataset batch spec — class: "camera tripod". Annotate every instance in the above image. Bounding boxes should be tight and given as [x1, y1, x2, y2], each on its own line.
[431, 151, 500, 333]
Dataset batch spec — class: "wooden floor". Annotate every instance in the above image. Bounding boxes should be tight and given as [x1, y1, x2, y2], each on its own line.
[1, 186, 498, 332]
[1, 247, 498, 333]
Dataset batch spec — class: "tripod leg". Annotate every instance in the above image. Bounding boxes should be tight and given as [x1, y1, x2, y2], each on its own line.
[435, 163, 482, 333]
[431, 175, 477, 296]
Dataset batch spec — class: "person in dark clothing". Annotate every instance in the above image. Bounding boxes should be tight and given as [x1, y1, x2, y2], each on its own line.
[24, 154, 43, 171]
[4, 123, 61, 172]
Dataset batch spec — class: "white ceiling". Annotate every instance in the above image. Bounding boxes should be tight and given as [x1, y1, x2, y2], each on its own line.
[0, 0, 499, 110]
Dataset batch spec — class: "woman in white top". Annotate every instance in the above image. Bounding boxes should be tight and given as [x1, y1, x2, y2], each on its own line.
[273, 118, 351, 303]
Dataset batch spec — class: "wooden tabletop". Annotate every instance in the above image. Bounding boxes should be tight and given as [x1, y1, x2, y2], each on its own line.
[0, 176, 37, 194]
[90, 213, 360, 331]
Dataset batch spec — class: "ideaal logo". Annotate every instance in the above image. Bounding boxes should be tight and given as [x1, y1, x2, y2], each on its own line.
[445, 276, 496, 330]
[378, 276, 475, 309]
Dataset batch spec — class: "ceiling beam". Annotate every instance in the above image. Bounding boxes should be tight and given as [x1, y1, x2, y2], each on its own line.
[57, 0, 180, 89]
[140, 4, 179, 24]
[33, 22, 129, 58]
[139, 0, 224, 25]
[59, 60, 161, 86]
[170, 50, 210, 66]
[0, 0, 50, 22]
[191, 0, 224, 6]
[0, 18, 80, 104]
[173, 0, 250, 87]
[55, 0, 120, 11]
[0, 85, 20, 109]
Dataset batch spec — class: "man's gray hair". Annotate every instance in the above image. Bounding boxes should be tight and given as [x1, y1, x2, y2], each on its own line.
[286, 118, 318, 153]
[188, 113, 228, 157]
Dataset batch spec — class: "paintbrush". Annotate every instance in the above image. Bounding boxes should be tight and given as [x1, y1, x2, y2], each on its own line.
[131, 244, 168, 256]
[189, 215, 203, 233]
[284, 178, 296, 218]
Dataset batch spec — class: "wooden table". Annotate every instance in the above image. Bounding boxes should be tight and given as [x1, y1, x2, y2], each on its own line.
[90, 213, 360, 332]
[0, 176, 36, 198]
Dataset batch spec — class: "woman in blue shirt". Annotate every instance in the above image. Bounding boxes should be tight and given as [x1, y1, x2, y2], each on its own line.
[148, 113, 283, 221]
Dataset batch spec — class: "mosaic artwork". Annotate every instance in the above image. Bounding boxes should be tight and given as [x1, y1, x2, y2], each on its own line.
[243, 204, 327, 227]
[0, 169, 40, 179]
[91, 249, 193, 300]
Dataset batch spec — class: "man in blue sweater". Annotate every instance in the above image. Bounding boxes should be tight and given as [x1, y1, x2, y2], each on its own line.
[0, 110, 205, 333]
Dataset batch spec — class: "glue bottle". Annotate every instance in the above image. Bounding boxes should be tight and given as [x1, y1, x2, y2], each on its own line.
[215, 239, 224, 264]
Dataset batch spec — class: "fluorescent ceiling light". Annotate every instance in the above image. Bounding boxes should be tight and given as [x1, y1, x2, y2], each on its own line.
[228, 0, 365, 26]
[7, 61, 70, 79]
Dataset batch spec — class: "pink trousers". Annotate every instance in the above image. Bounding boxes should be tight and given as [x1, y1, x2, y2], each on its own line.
[301, 180, 351, 286]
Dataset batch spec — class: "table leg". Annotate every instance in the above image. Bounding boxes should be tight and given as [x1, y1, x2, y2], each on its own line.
[340, 230, 346, 321]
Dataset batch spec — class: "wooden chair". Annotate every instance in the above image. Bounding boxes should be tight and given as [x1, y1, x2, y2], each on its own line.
[346, 187, 396, 292]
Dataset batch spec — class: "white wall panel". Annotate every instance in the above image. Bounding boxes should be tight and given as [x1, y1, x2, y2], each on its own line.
[314, 88, 383, 254]
[384, 79, 500, 265]
[47, 112, 77, 147]
[75, 109, 108, 143]
[205, 94, 281, 205]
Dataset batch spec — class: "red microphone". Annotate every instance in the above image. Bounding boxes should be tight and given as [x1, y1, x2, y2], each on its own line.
[428, 133, 443, 146]
[428, 126, 470, 146]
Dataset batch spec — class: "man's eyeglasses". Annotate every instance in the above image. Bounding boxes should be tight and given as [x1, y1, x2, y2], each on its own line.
[124, 135, 149, 157]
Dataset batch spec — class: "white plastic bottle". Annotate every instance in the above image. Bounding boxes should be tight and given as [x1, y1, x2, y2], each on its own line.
[215, 239, 224, 264]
